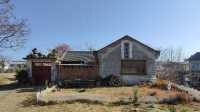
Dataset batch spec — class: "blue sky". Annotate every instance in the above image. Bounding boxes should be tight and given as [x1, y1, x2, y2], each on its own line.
[4, 0, 200, 60]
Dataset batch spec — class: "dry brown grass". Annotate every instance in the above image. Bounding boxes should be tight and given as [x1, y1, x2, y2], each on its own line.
[139, 86, 177, 99]
[151, 79, 169, 89]
[48, 86, 180, 103]
[0, 73, 16, 85]
[0, 86, 199, 112]
[175, 92, 193, 104]
[18, 102, 123, 112]
[0, 74, 199, 112]
[0, 89, 36, 112]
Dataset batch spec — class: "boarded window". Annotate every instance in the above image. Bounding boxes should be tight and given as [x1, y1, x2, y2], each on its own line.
[121, 60, 146, 74]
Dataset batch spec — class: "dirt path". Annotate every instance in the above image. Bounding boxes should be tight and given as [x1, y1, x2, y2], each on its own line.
[0, 90, 17, 112]
[0, 90, 11, 98]
[0, 73, 35, 112]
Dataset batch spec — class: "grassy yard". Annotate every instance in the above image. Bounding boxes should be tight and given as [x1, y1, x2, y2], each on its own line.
[17, 87, 200, 112]
[0, 73, 200, 112]
[0, 73, 16, 85]
[39, 86, 200, 112]
[18, 102, 200, 112]
[2, 92, 200, 112]
[45, 86, 179, 103]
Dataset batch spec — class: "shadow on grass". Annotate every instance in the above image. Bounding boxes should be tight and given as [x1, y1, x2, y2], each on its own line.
[0, 81, 44, 94]
[16, 87, 40, 93]
[0, 82, 18, 91]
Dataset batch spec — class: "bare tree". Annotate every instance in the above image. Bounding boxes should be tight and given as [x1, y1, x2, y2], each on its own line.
[156, 47, 186, 84]
[54, 43, 71, 57]
[0, 0, 28, 50]
[158, 47, 184, 62]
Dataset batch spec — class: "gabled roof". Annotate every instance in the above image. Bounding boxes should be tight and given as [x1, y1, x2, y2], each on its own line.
[98, 35, 160, 55]
[62, 51, 97, 62]
[188, 52, 200, 61]
[62, 35, 160, 61]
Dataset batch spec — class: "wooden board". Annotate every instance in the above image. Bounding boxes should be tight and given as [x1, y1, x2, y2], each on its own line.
[32, 62, 51, 83]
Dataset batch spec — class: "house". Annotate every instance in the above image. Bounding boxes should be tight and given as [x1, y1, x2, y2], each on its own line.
[186, 52, 200, 88]
[24, 35, 160, 85]
[9, 60, 26, 70]
[0, 61, 9, 72]
[188, 52, 200, 72]
[0, 60, 26, 72]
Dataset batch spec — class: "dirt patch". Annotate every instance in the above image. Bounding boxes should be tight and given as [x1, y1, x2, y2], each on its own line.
[0, 90, 35, 112]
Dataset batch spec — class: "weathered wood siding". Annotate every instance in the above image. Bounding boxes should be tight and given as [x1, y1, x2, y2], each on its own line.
[32, 61, 52, 83]
[98, 38, 158, 85]
[57, 65, 99, 80]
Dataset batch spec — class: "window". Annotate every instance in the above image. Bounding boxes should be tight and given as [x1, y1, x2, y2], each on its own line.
[192, 63, 200, 71]
[121, 60, 146, 74]
[124, 43, 130, 59]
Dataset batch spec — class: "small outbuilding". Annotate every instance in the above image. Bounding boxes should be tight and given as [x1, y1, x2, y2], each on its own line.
[24, 48, 58, 84]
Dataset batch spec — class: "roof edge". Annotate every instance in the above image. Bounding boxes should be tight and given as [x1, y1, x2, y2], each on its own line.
[98, 35, 160, 54]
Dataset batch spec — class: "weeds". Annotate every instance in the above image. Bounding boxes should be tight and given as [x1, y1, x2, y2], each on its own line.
[130, 87, 139, 103]
[180, 106, 189, 112]
[169, 106, 176, 112]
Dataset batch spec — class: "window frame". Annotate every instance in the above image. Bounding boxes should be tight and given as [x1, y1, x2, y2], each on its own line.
[124, 42, 130, 59]
[120, 59, 146, 75]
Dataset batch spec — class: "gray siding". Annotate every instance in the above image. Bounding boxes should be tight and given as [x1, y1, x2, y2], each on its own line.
[98, 44, 121, 78]
[98, 39, 158, 85]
